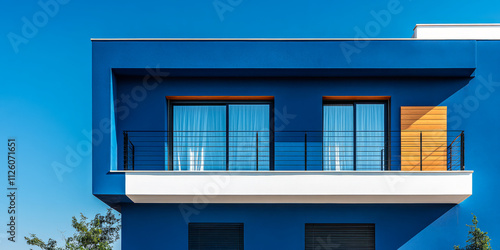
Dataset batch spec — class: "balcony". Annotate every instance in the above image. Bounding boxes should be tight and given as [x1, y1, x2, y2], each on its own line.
[120, 130, 472, 204]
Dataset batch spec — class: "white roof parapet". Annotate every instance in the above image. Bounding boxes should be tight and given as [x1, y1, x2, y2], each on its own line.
[413, 24, 500, 39]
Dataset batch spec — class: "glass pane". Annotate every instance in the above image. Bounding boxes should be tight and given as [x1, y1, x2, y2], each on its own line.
[356, 104, 385, 171]
[173, 106, 226, 171]
[323, 105, 354, 170]
[229, 105, 270, 170]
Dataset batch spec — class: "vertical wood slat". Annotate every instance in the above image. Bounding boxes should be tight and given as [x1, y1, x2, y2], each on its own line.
[401, 106, 447, 171]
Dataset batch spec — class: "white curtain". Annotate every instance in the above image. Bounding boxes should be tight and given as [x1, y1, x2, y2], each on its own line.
[356, 104, 385, 170]
[323, 105, 354, 170]
[173, 106, 226, 171]
[229, 105, 270, 170]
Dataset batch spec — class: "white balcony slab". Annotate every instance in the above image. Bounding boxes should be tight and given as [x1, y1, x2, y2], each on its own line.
[122, 171, 473, 204]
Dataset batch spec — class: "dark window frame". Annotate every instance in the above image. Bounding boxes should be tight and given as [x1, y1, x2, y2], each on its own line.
[322, 100, 390, 170]
[167, 100, 275, 171]
[305, 223, 375, 250]
[189, 222, 244, 250]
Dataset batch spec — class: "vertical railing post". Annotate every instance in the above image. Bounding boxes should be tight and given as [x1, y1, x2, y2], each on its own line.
[420, 131, 423, 171]
[256, 132, 259, 171]
[381, 149, 384, 171]
[321, 132, 324, 171]
[387, 132, 391, 171]
[270, 130, 275, 171]
[305, 132, 308, 171]
[226, 131, 230, 171]
[168, 131, 174, 171]
[124, 131, 129, 170]
[460, 131, 465, 170]
[131, 142, 135, 171]
[448, 144, 452, 171]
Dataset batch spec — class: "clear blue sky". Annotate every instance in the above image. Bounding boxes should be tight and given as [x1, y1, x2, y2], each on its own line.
[1, 0, 500, 249]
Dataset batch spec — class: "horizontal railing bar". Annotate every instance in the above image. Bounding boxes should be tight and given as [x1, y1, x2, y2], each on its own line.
[135, 140, 460, 147]
[126, 130, 464, 132]
[134, 158, 397, 161]
[131, 151, 449, 154]
[129, 136, 459, 142]
[134, 160, 270, 162]
[133, 151, 271, 153]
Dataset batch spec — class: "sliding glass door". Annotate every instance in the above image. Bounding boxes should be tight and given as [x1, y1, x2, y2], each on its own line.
[323, 105, 354, 170]
[229, 105, 270, 170]
[323, 102, 386, 171]
[173, 106, 226, 171]
[171, 103, 271, 171]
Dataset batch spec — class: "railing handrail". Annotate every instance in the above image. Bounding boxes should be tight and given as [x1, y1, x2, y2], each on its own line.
[124, 130, 464, 132]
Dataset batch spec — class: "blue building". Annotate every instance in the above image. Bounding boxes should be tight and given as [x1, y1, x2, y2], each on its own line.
[92, 24, 500, 249]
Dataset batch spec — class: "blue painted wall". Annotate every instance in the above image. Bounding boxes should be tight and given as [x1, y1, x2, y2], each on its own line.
[121, 204, 453, 250]
[93, 40, 500, 249]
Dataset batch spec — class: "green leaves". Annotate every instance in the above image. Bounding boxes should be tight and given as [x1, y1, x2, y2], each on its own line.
[454, 214, 492, 250]
[24, 234, 63, 250]
[25, 209, 120, 250]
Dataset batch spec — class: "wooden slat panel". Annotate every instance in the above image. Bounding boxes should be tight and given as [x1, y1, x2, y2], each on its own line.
[401, 165, 447, 171]
[402, 158, 447, 162]
[400, 109, 447, 115]
[401, 114, 448, 120]
[401, 131, 447, 136]
[402, 151, 447, 156]
[401, 106, 447, 110]
[401, 124, 447, 130]
[400, 141, 447, 147]
[401, 120, 447, 125]
[401, 106, 447, 171]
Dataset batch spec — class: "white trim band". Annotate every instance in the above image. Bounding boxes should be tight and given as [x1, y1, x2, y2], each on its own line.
[124, 171, 472, 204]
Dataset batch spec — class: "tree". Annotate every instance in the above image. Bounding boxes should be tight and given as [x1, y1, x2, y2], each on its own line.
[25, 209, 121, 250]
[454, 214, 492, 250]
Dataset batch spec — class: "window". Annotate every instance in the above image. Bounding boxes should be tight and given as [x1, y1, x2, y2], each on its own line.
[305, 223, 375, 250]
[189, 223, 244, 250]
[323, 101, 387, 171]
[168, 100, 272, 171]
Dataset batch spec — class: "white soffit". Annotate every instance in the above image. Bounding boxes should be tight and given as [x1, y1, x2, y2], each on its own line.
[124, 171, 473, 204]
[413, 24, 500, 39]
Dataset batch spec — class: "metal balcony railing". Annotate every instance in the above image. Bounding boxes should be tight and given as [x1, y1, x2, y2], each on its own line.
[123, 130, 464, 171]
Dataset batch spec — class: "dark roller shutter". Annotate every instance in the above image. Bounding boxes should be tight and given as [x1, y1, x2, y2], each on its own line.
[305, 223, 375, 250]
[189, 223, 244, 250]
